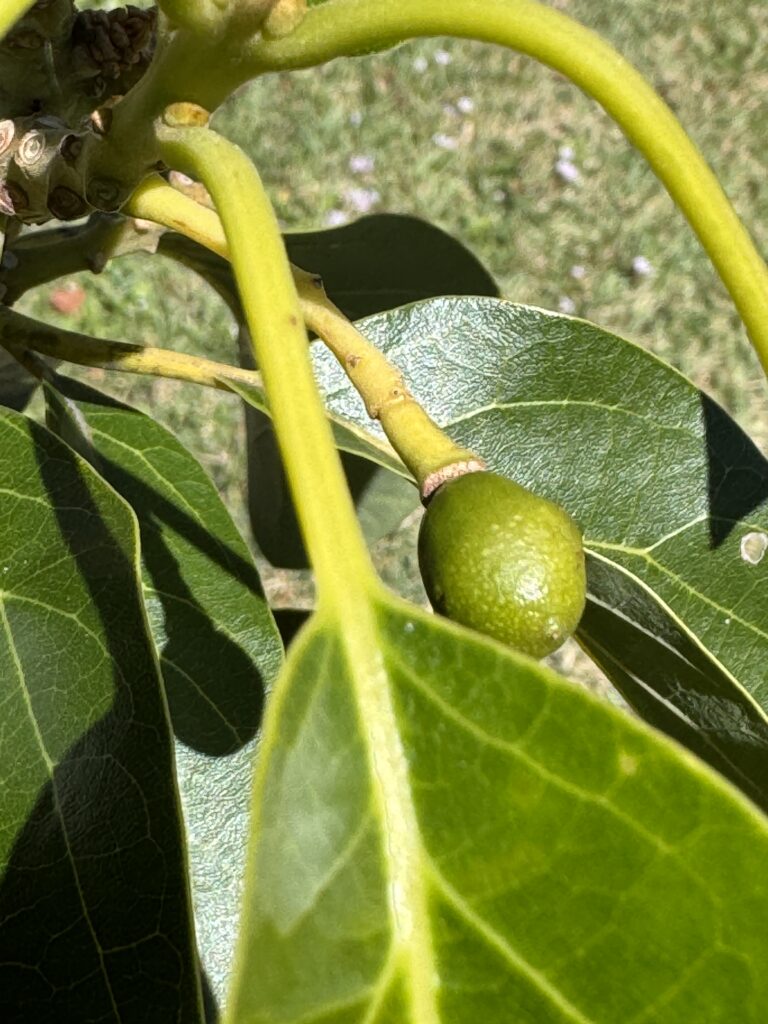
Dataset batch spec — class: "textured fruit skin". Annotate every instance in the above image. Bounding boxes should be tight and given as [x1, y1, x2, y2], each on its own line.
[418, 471, 586, 658]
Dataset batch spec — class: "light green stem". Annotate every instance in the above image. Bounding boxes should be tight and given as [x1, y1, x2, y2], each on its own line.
[0, 0, 35, 39]
[155, 122, 376, 606]
[248, 0, 768, 376]
[127, 175, 478, 488]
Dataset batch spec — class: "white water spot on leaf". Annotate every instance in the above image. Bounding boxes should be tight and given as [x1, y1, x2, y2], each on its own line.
[403, 621, 415, 634]
[740, 531, 768, 565]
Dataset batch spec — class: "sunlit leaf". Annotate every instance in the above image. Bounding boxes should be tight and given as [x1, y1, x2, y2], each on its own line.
[227, 589, 768, 1023]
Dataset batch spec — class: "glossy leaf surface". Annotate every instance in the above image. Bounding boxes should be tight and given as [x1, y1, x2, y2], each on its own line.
[0, 409, 202, 1023]
[227, 590, 768, 1023]
[42, 376, 283, 1007]
[309, 298, 768, 806]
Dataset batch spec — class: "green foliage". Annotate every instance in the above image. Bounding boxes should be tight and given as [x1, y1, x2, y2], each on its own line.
[311, 297, 768, 811]
[1, 1, 767, 1023]
[228, 594, 768, 1023]
[0, 408, 203, 1021]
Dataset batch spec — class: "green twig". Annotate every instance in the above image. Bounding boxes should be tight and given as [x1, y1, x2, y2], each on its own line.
[247, 0, 768, 377]
[127, 175, 477, 488]
[154, 121, 376, 604]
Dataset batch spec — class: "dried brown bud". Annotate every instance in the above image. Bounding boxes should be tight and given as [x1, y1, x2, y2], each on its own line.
[0, 182, 30, 216]
[71, 6, 156, 81]
[59, 133, 84, 164]
[47, 185, 88, 221]
[86, 176, 123, 211]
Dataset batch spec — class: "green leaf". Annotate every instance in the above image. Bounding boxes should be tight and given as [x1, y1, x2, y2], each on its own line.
[308, 297, 768, 806]
[41, 375, 283, 1008]
[0, 408, 202, 1022]
[578, 552, 768, 813]
[227, 590, 768, 1023]
[284, 213, 499, 323]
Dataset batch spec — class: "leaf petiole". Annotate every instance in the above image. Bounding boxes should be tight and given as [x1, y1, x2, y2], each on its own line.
[127, 175, 479, 491]
[247, 0, 768, 377]
[153, 121, 376, 607]
[0, 304, 266, 395]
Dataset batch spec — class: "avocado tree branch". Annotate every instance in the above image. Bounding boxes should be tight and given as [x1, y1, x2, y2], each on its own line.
[0, 214, 163, 306]
[126, 174, 478, 490]
[246, 0, 768, 377]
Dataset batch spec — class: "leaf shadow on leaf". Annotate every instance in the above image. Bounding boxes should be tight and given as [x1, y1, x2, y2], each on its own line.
[703, 394, 768, 549]
[0, 347, 38, 412]
[97, 454, 266, 756]
[46, 378, 268, 758]
[578, 553, 768, 814]
[0, 433, 200, 1023]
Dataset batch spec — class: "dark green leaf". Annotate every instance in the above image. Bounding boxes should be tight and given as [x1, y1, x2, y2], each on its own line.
[308, 297, 768, 807]
[0, 409, 202, 1023]
[41, 375, 283, 1008]
[227, 590, 768, 1022]
[284, 213, 499, 323]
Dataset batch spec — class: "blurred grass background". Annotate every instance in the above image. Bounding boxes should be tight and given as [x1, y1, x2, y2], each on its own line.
[15, 0, 768, 685]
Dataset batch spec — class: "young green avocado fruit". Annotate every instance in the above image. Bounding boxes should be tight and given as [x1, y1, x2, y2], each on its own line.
[418, 470, 586, 658]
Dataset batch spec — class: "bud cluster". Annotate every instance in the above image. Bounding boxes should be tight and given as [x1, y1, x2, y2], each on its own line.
[71, 6, 156, 96]
[0, 3, 157, 229]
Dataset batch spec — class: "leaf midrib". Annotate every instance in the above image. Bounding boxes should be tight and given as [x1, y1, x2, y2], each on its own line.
[339, 594, 441, 1024]
[0, 596, 122, 1022]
